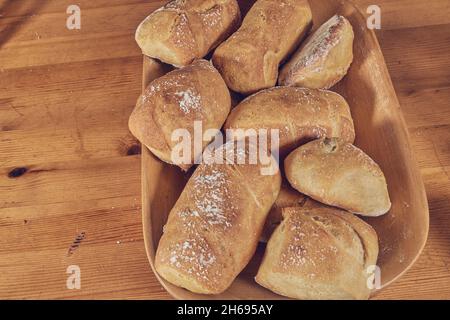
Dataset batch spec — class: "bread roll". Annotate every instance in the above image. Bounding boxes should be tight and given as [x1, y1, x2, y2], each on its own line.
[224, 87, 355, 156]
[279, 15, 354, 89]
[256, 206, 379, 300]
[128, 59, 231, 171]
[212, 0, 312, 94]
[155, 142, 281, 294]
[261, 182, 320, 242]
[136, 0, 241, 67]
[285, 138, 391, 216]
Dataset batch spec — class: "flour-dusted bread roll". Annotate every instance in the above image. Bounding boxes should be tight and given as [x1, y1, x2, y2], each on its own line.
[136, 0, 241, 67]
[256, 206, 379, 300]
[128, 59, 231, 171]
[224, 87, 355, 156]
[279, 15, 354, 89]
[155, 142, 281, 294]
[212, 0, 312, 94]
[285, 138, 391, 216]
[261, 182, 320, 242]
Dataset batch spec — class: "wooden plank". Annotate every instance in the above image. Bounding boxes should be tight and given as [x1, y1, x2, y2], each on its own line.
[0, 5, 144, 45]
[0, 243, 166, 299]
[0, 57, 143, 167]
[399, 86, 450, 128]
[410, 125, 450, 170]
[0, 156, 140, 209]
[0, 1, 162, 69]
[3, 0, 449, 31]
[378, 24, 450, 92]
[0, 124, 140, 168]
[0, 34, 140, 70]
[0, 57, 142, 130]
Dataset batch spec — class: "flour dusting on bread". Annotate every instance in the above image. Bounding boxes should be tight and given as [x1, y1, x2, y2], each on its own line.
[175, 89, 202, 113]
[193, 169, 235, 229]
[294, 15, 345, 70]
[136, 0, 241, 66]
[200, 6, 223, 28]
[279, 14, 354, 89]
[168, 237, 220, 280]
[165, 0, 186, 10]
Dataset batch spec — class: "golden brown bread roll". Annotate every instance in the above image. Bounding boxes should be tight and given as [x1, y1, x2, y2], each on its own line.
[279, 15, 354, 89]
[261, 182, 321, 242]
[224, 87, 355, 156]
[136, 0, 241, 67]
[155, 142, 281, 294]
[212, 0, 312, 94]
[285, 138, 391, 216]
[128, 59, 231, 171]
[256, 206, 379, 300]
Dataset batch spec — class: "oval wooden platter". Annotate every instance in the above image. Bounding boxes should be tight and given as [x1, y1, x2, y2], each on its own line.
[140, 0, 429, 299]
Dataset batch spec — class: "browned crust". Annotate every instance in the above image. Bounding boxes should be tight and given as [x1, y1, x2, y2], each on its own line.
[284, 138, 391, 216]
[128, 59, 231, 171]
[256, 206, 378, 300]
[155, 142, 281, 294]
[136, 0, 241, 67]
[212, 0, 312, 94]
[279, 15, 354, 89]
[261, 182, 322, 242]
[224, 87, 355, 156]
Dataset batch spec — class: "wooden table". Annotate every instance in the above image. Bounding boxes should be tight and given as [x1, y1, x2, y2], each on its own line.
[0, 0, 449, 299]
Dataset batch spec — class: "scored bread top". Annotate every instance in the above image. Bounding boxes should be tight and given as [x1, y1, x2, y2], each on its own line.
[212, 0, 312, 94]
[128, 59, 231, 170]
[255, 206, 379, 300]
[279, 15, 354, 88]
[136, 0, 241, 66]
[277, 207, 378, 275]
[155, 141, 281, 294]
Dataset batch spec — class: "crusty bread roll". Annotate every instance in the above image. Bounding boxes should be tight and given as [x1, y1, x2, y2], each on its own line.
[212, 0, 312, 94]
[128, 59, 231, 171]
[256, 206, 379, 300]
[261, 182, 321, 242]
[224, 87, 355, 156]
[279, 15, 354, 89]
[285, 138, 391, 216]
[155, 142, 281, 294]
[136, 0, 241, 67]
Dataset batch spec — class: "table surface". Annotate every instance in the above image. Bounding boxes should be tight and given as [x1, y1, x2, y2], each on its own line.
[0, 0, 449, 299]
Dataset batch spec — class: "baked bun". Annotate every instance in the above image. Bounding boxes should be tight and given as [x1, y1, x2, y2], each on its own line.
[155, 142, 281, 294]
[224, 87, 355, 156]
[136, 0, 241, 67]
[285, 138, 391, 216]
[261, 182, 320, 242]
[128, 59, 231, 171]
[212, 0, 312, 94]
[255, 206, 379, 300]
[279, 15, 354, 89]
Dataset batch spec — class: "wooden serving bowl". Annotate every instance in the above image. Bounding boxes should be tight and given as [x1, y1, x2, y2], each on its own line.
[141, 0, 429, 299]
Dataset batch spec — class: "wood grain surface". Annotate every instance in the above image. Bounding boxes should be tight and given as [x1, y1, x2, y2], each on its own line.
[0, 0, 449, 299]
